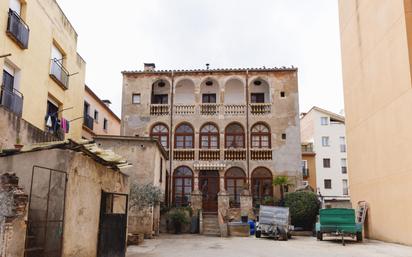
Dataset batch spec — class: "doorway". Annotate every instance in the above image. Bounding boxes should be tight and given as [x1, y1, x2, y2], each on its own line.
[199, 170, 219, 213]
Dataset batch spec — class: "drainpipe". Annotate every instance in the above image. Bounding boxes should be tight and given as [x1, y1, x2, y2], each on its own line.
[169, 71, 175, 207]
[245, 70, 250, 186]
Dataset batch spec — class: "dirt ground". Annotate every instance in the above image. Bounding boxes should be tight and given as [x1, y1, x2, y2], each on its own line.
[127, 234, 412, 257]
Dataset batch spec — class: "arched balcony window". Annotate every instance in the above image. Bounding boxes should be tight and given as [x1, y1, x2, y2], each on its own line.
[251, 123, 271, 148]
[173, 166, 193, 207]
[251, 167, 273, 205]
[200, 123, 219, 149]
[151, 79, 170, 104]
[225, 167, 246, 207]
[175, 123, 194, 149]
[225, 123, 245, 148]
[150, 123, 169, 149]
[250, 79, 270, 103]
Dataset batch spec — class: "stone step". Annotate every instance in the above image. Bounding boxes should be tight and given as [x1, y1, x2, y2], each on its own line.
[202, 214, 220, 236]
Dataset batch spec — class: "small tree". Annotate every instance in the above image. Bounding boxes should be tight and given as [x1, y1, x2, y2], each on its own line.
[284, 191, 320, 230]
[129, 183, 163, 209]
[273, 176, 294, 203]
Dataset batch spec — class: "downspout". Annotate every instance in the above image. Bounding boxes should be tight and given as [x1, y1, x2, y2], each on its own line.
[169, 71, 175, 207]
[245, 70, 250, 185]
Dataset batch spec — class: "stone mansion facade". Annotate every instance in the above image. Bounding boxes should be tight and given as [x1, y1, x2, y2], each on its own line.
[121, 64, 302, 213]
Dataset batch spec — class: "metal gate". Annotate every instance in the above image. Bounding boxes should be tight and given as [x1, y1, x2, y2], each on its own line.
[25, 166, 67, 257]
[97, 191, 128, 257]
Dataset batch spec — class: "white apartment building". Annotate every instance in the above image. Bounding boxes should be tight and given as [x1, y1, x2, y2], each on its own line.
[300, 107, 350, 207]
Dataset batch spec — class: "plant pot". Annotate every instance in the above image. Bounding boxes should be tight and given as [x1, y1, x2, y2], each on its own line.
[14, 144, 23, 150]
[241, 215, 248, 223]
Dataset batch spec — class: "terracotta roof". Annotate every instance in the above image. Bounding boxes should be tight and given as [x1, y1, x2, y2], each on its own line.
[122, 66, 298, 75]
[0, 140, 132, 171]
[301, 106, 345, 123]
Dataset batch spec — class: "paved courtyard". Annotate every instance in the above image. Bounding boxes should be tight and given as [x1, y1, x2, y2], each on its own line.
[127, 234, 412, 257]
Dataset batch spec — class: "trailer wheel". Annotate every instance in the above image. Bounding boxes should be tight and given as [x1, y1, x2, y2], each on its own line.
[356, 232, 363, 242]
[316, 232, 323, 241]
[287, 233, 292, 239]
[255, 230, 261, 238]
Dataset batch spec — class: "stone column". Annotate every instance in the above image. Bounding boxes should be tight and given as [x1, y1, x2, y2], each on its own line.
[191, 189, 202, 216]
[240, 189, 254, 220]
[218, 190, 230, 218]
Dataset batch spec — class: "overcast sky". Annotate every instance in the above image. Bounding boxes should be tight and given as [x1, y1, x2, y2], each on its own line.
[57, 0, 344, 116]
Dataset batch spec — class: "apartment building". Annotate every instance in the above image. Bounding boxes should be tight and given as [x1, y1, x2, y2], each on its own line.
[121, 63, 302, 213]
[0, 0, 86, 147]
[82, 85, 120, 139]
[300, 107, 350, 208]
[339, 0, 412, 245]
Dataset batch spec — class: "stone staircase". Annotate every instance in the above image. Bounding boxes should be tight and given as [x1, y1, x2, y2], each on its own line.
[202, 214, 220, 236]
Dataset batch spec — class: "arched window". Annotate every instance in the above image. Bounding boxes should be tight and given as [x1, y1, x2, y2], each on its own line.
[200, 123, 219, 149]
[251, 123, 271, 148]
[175, 123, 194, 149]
[251, 167, 273, 204]
[225, 123, 245, 148]
[150, 123, 169, 148]
[173, 166, 193, 207]
[225, 167, 246, 207]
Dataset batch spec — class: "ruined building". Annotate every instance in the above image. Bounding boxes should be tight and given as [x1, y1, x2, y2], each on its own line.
[121, 64, 302, 222]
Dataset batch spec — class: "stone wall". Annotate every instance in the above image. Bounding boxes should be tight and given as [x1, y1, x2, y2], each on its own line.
[0, 107, 61, 150]
[0, 173, 28, 257]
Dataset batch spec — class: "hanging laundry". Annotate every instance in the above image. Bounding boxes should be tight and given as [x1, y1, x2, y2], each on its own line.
[46, 115, 52, 127]
[61, 118, 67, 132]
[66, 120, 70, 133]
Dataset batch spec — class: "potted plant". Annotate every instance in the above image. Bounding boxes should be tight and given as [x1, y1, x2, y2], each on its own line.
[168, 208, 189, 234]
[14, 137, 23, 150]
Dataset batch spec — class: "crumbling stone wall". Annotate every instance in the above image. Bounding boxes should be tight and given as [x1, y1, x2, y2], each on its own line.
[0, 173, 28, 257]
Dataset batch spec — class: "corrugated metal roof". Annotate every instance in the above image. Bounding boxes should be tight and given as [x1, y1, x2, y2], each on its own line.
[0, 139, 132, 171]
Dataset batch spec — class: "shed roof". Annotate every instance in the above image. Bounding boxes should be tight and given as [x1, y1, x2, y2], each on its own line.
[0, 140, 132, 171]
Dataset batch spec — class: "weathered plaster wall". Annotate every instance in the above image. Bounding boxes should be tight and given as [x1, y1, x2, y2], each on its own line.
[0, 107, 61, 150]
[0, 149, 129, 257]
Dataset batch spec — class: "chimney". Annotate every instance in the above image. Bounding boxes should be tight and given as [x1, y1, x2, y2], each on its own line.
[144, 63, 156, 71]
[102, 100, 112, 107]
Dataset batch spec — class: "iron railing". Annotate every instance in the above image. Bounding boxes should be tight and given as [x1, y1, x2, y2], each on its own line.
[341, 166, 347, 174]
[6, 9, 29, 49]
[301, 143, 314, 153]
[83, 114, 94, 130]
[0, 85, 23, 116]
[302, 168, 309, 177]
[50, 59, 69, 89]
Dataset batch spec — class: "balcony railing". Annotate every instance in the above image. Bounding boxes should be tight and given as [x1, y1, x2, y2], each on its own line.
[150, 104, 170, 116]
[302, 168, 309, 178]
[343, 188, 349, 196]
[173, 149, 195, 160]
[250, 149, 272, 160]
[174, 104, 195, 115]
[340, 144, 347, 153]
[301, 143, 314, 153]
[50, 59, 69, 89]
[83, 114, 94, 130]
[250, 103, 271, 115]
[199, 149, 220, 160]
[0, 85, 23, 116]
[200, 103, 219, 115]
[224, 104, 246, 116]
[224, 149, 246, 160]
[6, 9, 29, 49]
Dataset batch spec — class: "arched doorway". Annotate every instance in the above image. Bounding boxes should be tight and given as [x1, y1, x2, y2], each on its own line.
[251, 167, 273, 205]
[173, 166, 193, 207]
[199, 170, 220, 213]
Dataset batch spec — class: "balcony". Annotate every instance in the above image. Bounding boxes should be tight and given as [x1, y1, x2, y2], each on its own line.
[83, 114, 94, 131]
[174, 104, 195, 116]
[250, 149, 272, 160]
[301, 143, 314, 153]
[150, 104, 170, 116]
[224, 149, 246, 160]
[224, 104, 246, 116]
[340, 144, 347, 153]
[302, 168, 309, 178]
[199, 149, 220, 160]
[6, 9, 29, 49]
[50, 59, 69, 89]
[200, 103, 219, 115]
[0, 85, 23, 116]
[250, 103, 271, 115]
[173, 149, 195, 160]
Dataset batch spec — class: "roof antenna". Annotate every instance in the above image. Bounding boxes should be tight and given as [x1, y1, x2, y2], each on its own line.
[206, 63, 210, 70]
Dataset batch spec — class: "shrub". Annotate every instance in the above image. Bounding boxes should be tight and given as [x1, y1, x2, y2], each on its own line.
[168, 208, 191, 234]
[284, 191, 320, 230]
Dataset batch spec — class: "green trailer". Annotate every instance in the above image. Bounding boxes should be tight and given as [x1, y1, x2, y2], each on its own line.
[315, 208, 362, 245]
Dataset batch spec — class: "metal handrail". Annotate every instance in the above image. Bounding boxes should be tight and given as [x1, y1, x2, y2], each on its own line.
[7, 9, 30, 49]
